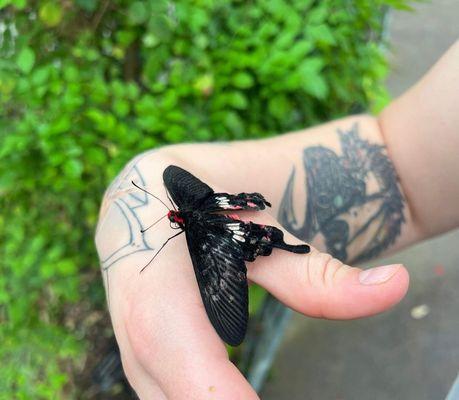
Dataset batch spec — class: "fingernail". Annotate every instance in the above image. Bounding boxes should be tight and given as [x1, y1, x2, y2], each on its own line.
[359, 264, 401, 285]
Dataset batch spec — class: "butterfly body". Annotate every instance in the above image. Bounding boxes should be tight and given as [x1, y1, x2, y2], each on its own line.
[157, 165, 310, 346]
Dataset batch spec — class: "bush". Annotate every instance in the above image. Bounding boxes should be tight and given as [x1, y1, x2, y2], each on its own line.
[0, 0, 411, 397]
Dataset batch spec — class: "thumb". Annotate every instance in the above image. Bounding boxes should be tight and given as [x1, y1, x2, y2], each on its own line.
[246, 219, 409, 319]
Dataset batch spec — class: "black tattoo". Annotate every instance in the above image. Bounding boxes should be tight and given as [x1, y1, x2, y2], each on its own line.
[279, 123, 405, 263]
[97, 152, 163, 307]
[99, 164, 154, 271]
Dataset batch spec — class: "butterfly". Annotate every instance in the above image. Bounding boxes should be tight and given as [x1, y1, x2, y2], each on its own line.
[135, 165, 310, 346]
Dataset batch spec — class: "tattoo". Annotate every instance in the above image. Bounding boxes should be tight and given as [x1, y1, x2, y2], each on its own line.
[96, 151, 172, 307]
[279, 123, 405, 263]
[99, 165, 153, 271]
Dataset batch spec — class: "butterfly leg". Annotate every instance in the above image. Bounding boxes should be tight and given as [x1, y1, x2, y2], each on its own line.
[140, 230, 184, 273]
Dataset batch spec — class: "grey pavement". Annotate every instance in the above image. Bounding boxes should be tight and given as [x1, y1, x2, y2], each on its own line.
[261, 2, 459, 399]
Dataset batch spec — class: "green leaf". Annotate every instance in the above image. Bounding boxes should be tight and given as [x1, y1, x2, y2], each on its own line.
[195, 129, 211, 141]
[224, 112, 244, 136]
[268, 95, 291, 120]
[307, 5, 328, 24]
[31, 66, 51, 86]
[193, 74, 214, 96]
[307, 24, 336, 46]
[142, 33, 160, 48]
[75, 0, 98, 12]
[228, 92, 248, 109]
[63, 65, 79, 82]
[164, 125, 186, 142]
[149, 0, 169, 13]
[113, 99, 130, 117]
[56, 259, 77, 275]
[303, 74, 328, 99]
[298, 57, 329, 99]
[289, 41, 314, 62]
[4, 0, 26, 9]
[16, 47, 35, 74]
[63, 159, 84, 179]
[148, 15, 172, 42]
[128, 2, 149, 25]
[39, 2, 63, 27]
[116, 30, 137, 48]
[232, 72, 254, 89]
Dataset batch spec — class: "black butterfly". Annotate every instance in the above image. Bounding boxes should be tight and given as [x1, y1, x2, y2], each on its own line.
[136, 165, 310, 346]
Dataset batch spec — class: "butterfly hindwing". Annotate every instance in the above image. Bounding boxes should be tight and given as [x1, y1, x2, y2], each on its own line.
[163, 165, 214, 209]
[184, 213, 310, 346]
[223, 217, 311, 261]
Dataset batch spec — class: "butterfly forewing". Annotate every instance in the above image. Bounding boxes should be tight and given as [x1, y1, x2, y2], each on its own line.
[163, 165, 214, 209]
[184, 214, 248, 346]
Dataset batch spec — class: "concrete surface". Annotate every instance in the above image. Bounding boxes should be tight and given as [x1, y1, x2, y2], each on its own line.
[385, 0, 459, 97]
[262, 2, 459, 399]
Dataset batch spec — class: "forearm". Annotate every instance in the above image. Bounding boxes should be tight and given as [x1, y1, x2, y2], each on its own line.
[379, 39, 459, 237]
[144, 114, 415, 265]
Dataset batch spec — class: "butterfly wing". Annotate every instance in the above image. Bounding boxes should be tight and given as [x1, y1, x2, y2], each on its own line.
[163, 165, 214, 210]
[223, 218, 311, 261]
[184, 213, 309, 346]
[164, 165, 272, 212]
[198, 192, 271, 212]
[185, 214, 248, 346]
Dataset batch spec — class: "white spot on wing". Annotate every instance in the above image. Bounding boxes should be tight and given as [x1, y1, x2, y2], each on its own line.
[233, 234, 245, 242]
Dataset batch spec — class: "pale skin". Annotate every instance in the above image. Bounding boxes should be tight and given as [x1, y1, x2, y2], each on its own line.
[95, 40, 459, 399]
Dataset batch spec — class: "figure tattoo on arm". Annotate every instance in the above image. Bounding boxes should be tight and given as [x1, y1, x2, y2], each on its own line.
[279, 123, 405, 263]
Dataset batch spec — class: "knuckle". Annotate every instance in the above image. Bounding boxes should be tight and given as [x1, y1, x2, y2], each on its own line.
[306, 250, 349, 288]
[323, 256, 347, 287]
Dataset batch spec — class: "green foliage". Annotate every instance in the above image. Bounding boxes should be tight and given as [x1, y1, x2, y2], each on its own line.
[0, 0, 411, 397]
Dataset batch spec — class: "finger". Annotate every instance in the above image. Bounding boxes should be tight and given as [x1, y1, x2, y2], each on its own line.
[244, 212, 409, 319]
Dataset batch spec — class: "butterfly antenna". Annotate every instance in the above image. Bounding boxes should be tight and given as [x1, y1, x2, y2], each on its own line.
[140, 230, 184, 274]
[132, 181, 170, 211]
[140, 214, 168, 233]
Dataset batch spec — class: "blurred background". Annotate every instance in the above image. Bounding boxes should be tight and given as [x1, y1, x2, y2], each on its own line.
[0, 0, 457, 399]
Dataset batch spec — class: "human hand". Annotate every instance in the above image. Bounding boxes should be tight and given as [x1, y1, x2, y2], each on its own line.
[95, 153, 409, 399]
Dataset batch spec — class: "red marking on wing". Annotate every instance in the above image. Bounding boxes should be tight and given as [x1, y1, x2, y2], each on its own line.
[228, 214, 240, 220]
[247, 201, 257, 208]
